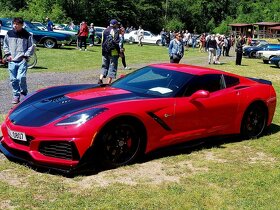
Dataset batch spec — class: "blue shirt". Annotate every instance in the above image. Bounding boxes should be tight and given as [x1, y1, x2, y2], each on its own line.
[47, 20, 53, 31]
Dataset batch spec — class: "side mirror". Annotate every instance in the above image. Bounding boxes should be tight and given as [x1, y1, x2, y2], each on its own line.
[190, 90, 210, 101]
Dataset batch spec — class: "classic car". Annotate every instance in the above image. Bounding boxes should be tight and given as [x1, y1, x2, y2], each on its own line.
[0, 63, 276, 174]
[256, 50, 280, 64]
[124, 30, 161, 45]
[270, 56, 280, 68]
[0, 18, 74, 48]
[243, 43, 280, 58]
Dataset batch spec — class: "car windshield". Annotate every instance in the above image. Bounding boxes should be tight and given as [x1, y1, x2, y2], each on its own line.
[23, 21, 40, 31]
[112, 66, 194, 97]
[257, 43, 268, 48]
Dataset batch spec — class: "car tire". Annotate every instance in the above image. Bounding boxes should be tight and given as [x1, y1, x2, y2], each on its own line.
[156, 40, 161, 46]
[95, 119, 143, 169]
[94, 37, 101, 44]
[263, 60, 269, 64]
[129, 37, 135, 44]
[43, 38, 57, 48]
[249, 51, 256, 58]
[241, 103, 267, 139]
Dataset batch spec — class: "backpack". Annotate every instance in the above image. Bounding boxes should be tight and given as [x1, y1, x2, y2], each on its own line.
[102, 29, 115, 53]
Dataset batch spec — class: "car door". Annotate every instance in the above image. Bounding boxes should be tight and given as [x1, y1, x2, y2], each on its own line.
[172, 74, 240, 142]
[143, 31, 154, 43]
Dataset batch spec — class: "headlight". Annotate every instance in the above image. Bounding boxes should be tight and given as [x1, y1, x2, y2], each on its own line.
[56, 108, 108, 126]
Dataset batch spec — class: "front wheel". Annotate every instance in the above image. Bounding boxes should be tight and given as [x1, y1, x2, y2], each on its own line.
[95, 120, 143, 169]
[241, 103, 267, 139]
[43, 38, 57, 48]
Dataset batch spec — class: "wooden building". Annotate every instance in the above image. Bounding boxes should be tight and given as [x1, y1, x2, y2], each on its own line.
[228, 22, 280, 38]
[227, 23, 253, 37]
[254, 22, 280, 38]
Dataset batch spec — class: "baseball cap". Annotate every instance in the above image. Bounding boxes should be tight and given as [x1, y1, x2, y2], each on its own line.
[110, 19, 120, 26]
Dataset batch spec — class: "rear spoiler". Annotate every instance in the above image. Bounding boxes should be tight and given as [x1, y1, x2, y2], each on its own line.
[247, 77, 272, 85]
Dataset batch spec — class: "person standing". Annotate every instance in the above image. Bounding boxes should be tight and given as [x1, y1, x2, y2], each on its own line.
[98, 19, 120, 84]
[78, 21, 89, 51]
[168, 32, 184, 63]
[3, 17, 34, 104]
[137, 26, 144, 46]
[119, 26, 130, 70]
[236, 35, 245, 65]
[89, 23, 95, 47]
[206, 35, 217, 64]
[46, 17, 54, 31]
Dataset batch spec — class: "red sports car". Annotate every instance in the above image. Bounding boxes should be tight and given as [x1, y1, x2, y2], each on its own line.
[0, 64, 277, 173]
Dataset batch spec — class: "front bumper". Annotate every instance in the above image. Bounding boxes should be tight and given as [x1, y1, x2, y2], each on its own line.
[0, 136, 80, 174]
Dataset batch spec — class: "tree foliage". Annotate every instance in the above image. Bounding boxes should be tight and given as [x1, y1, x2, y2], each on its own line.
[0, 0, 279, 33]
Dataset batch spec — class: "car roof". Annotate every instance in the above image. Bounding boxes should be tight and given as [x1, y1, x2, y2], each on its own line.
[150, 63, 231, 76]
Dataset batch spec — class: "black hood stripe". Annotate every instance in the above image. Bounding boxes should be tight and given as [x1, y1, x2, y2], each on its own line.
[10, 92, 145, 127]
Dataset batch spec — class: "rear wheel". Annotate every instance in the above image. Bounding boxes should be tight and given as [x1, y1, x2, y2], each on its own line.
[241, 103, 267, 139]
[249, 51, 256, 58]
[156, 40, 161, 46]
[43, 38, 57, 48]
[95, 120, 143, 169]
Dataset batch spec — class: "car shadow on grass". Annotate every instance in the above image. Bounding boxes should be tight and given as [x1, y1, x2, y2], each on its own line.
[142, 123, 280, 163]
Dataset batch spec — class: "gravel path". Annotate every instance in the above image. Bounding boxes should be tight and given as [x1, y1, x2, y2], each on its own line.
[0, 52, 236, 115]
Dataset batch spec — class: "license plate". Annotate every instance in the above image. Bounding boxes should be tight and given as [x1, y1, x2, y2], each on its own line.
[7, 128, 27, 141]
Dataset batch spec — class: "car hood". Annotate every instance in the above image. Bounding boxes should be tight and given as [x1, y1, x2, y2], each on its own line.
[9, 86, 146, 127]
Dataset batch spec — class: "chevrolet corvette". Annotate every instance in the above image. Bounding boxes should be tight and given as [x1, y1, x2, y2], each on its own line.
[0, 63, 277, 173]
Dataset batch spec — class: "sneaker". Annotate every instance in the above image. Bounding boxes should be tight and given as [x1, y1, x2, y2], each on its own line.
[124, 67, 131, 70]
[85, 49, 87, 51]
[12, 97, 20, 104]
[98, 79, 103, 84]
[79, 48, 82, 51]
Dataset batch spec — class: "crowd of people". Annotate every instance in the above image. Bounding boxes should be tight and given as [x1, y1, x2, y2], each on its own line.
[1, 17, 250, 104]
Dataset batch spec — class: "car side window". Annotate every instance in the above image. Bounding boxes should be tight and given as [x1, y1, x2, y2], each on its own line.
[223, 75, 239, 88]
[184, 74, 224, 97]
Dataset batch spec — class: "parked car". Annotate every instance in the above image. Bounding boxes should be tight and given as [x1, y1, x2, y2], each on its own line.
[124, 30, 161, 45]
[256, 50, 280, 64]
[0, 18, 74, 48]
[249, 39, 268, 46]
[270, 56, 280, 68]
[32, 21, 77, 43]
[243, 43, 280, 58]
[0, 63, 276, 174]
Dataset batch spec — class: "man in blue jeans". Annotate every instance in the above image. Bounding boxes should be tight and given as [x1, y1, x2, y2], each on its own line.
[98, 19, 120, 84]
[3, 17, 34, 104]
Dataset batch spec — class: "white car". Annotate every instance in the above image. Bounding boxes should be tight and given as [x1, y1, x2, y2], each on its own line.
[256, 50, 280, 64]
[124, 30, 161, 45]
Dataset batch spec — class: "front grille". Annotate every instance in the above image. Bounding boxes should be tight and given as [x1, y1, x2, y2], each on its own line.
[39, 141, 80, 160]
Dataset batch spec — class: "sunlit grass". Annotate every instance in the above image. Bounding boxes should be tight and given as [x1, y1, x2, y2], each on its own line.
[0, 44, 280, 209]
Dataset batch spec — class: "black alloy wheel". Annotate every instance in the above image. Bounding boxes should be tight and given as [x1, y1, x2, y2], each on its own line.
[241, 103, 267, 139]
[96, 121, 142, 169]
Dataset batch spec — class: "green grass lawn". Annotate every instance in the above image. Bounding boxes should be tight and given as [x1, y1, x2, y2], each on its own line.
[0, 44, 280, 209]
